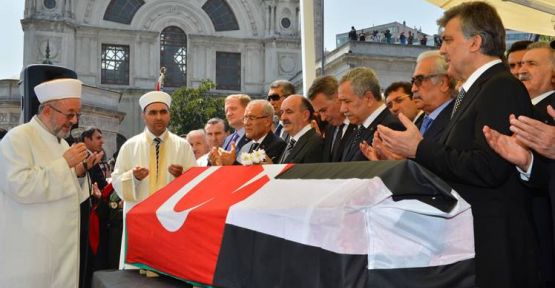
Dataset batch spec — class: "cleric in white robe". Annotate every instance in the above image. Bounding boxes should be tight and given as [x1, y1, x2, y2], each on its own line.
[111, 91, 196, 268]
[0, 78, 96, 288]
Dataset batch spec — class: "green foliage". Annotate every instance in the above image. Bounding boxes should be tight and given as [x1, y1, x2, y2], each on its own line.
[169, 80, 225, 135]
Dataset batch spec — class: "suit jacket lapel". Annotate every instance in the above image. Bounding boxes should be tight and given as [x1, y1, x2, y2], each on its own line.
[425, 100, 454, 142]
[441, 63, 506, 143]
[284, 129, 315, 163]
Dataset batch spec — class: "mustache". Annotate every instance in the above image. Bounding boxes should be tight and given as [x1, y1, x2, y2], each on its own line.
[282, 120, 292, 125]
[518, 73, 530, 81]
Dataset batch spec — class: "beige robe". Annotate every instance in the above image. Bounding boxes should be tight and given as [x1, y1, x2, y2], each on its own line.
[0, 117, 89, 288]
[111, 129, 196, 268]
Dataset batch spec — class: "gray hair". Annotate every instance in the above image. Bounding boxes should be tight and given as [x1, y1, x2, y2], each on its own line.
[269, 80, 296, 97]
[248, 99, 275, 117]
[527, 42, 555, 69]
[186, 129, 206, 140]
[417, 50, 456, 90]
[339, 67, 381, 101]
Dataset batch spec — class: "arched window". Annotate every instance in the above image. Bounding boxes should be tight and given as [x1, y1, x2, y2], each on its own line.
[160, 26, 187, 88]
[202, 0, 239, 31]
[103, 0, 145, 24]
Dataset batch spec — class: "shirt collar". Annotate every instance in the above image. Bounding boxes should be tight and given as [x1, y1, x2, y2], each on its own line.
[234, 127, 245, 137]
[253, 133, 268, 144]
[531, 90, 554, 106]
[342, 118, 350, 125]
[428, 99, 454, 120]
[413, 111, 424, 123]
[461, 59, 502, 93]
[361, 103, 386, 128]
[291, 124, 312, 141]
[145, 128, 168, 142]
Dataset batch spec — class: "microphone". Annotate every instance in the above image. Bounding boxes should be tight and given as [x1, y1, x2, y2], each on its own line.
[68, 125, 92, 173]
[69, 125, 85, 144]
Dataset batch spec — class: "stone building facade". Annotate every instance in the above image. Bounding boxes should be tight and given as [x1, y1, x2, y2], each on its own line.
[17, 0, 307, 140]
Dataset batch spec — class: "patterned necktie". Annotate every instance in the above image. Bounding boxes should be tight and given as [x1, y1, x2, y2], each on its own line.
[419, 115, 433, 135]
[153, 137, 161, 177]
[353, 125, 364, 144]
[249, 142, 260, 153]
[451, 88, 466, 118]
[281, 138, 296, 163]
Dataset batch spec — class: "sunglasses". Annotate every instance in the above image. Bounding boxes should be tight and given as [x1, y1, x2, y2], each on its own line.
[411, 73, 445, 87]
[267, 94, 283, 101]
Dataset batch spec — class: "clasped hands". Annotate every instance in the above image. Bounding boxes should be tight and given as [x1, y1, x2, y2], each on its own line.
[63, 143, 104, 177]
[209, 142, 272, 165]
[132, 164, 184, 180]
[483, 105, 555, 170]
[360, 113, 423, 161]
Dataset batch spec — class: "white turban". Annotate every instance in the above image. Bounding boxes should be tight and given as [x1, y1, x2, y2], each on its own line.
[139, 91, 172, 111]
[34, 78, 82, 103]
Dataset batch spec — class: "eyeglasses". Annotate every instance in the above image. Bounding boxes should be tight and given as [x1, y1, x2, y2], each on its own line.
[411, 73, 445, 87]
[243, 115, 270, 121]
[49, 105, 81, 120]
[267, 94, 283, 101]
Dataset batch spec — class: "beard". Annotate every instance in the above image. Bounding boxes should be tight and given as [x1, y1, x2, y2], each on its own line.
[53, 125, 71, 139]
[47, 116, 72, 139]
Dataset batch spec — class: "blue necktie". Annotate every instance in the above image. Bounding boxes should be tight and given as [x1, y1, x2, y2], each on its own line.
[225, 132, 239, 150]
[419, 115, 433, 135]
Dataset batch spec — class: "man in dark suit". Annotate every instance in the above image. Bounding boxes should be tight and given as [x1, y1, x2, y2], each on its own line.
[505, 41, 554, 287]
[277, 95, 322, 164]
[361, 50, 455, 161]
[411, 50, 455, 143]
[267, 80, 296, 140]
[337, 67, 403, 162]
[219, 100, 286, 165]
[80, 127, 110, 288]
[376, 3, 540, 287]
[307, 75, 354, 162]
[519, 42, 554, 125]
[384, 81, 423, 126]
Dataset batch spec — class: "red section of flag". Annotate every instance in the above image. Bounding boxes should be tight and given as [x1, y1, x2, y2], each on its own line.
[126, 166, 271, 285]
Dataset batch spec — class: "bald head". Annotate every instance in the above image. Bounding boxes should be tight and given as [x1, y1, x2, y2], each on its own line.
[280, 95, 314, 136]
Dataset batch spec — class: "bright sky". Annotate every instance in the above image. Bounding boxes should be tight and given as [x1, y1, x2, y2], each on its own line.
[0, 0, 444, 79]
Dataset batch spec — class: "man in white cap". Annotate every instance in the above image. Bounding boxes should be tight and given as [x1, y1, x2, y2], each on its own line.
[111, 90, 196, 269]
[0, 78, 100, 288]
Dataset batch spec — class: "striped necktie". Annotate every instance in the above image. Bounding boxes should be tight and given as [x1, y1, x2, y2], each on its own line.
[153, 137, 161, 177]
[280, 138, 296, 163]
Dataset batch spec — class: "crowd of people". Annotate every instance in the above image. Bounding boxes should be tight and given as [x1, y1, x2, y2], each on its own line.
[349, 25, 429, 46]
[0, 1, 554, 288]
